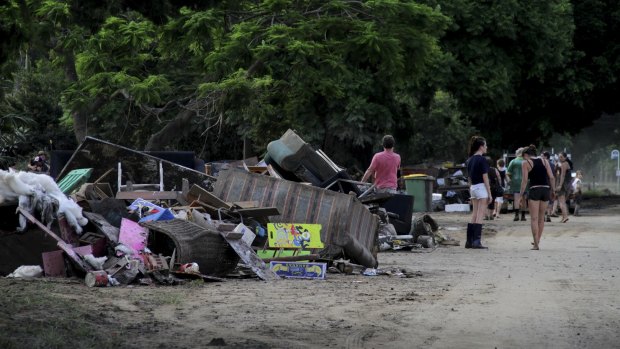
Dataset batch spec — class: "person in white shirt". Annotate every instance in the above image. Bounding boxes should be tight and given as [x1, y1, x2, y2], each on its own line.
[572, 170, 583, 216]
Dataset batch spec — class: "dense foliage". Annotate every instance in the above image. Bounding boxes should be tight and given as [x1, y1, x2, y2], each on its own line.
[1, 0, 619, 168]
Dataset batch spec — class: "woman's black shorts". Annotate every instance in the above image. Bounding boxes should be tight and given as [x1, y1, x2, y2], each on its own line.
[529, 187, 551, 201]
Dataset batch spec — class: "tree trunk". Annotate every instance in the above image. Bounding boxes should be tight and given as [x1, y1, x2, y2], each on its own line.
[145, 108, 195, 150]
[71, 96, 107, 143]
[61, 50, 105, 143]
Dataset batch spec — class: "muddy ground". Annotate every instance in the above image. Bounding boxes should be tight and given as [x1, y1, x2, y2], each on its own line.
[1, 196, 620, 349]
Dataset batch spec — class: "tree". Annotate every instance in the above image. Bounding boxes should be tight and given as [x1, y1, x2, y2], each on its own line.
[418, 0, 577, 152]
[2, 0, 451, 167]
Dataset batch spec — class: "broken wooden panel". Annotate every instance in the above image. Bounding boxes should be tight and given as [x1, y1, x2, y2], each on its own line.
[79, 232, 107, 257]
[82, 211, 120, 243]
[56, 137, 215, 192]
[85, 198, 134, 229]
[43, 245, 97, 277]
[57, 213, 80, 245]
[212, 169, 378, 267]
[141, 219, 239, 277]
[187, 184, 231, 209]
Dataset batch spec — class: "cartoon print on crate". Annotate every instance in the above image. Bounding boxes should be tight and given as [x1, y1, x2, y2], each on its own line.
[267, 223, 324, 249]
[269, 261, 327, 279]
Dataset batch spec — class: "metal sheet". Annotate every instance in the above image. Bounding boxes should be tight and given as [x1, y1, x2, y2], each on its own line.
[220, 232, 280, 281]
[212, 169, 378, 266]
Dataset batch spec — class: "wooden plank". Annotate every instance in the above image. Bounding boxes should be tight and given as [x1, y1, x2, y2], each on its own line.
[189, 200, 224, 218]
[247, 166, 268, 174]
[93, 168, 114, 184]
[187, 184, 232, 209]
[233, 206, 281, 217]
[178, 178, 190, 205]
[170, 271, 226, 282]
[220, 232, 280, 281]
[16, 207, 93, 273]
[115, 191, 180, 200]
[231, 201, 260, 209]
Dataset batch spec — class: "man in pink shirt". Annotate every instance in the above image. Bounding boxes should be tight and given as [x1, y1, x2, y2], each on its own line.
[361, 135, 401, 193]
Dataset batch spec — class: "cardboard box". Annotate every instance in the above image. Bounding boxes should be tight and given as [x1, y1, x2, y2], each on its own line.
[445, 203, 470, 212]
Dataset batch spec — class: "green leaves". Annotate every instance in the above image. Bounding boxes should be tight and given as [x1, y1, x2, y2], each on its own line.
[35, 0, 71, 24]
[9, 0, 618, 167]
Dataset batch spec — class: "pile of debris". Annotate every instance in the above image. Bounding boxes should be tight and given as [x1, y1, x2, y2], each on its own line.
[1, 131, 452, 286]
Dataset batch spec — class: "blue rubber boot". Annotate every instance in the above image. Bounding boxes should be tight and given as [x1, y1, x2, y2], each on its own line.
[465, 223, 474, 248]
[471, 223, 488, 249]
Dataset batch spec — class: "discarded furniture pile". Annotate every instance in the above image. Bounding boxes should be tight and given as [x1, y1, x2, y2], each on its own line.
[1, 132, 451, 286]
[402, 163, 471, 212]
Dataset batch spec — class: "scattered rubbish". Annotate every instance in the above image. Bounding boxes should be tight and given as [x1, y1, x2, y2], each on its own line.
[270, 261, 327, 279]
[179, 263, 200, 274]
[85, 270, 110, 287]
[8, 265, 43, 278]
[362, 268, 378, 276]
[84, 254, 107, 270]
[1, 132, 456, 289]
[220, 229, 280, 281]
[445, 203, 470, 212]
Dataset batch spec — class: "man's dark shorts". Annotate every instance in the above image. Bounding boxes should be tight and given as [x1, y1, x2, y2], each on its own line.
[529, 187, 551, 201]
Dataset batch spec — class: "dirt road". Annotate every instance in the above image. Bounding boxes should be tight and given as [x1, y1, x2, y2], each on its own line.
[1, 200, 619, 349]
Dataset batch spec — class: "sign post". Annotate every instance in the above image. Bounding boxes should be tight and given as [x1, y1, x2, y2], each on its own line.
[612, 150, 619, 193]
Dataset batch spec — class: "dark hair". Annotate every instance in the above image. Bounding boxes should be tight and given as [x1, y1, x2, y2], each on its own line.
[497, 159, 505, 167]
[542, 151, 550, 159]
[523, 144, 537, 156]
[382, 135, 395, 149]
[468, 136, 486, 156]
[485, 156, 494, 167]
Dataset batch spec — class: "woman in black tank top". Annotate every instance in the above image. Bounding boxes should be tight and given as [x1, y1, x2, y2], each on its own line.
[520, 145, 555, 250]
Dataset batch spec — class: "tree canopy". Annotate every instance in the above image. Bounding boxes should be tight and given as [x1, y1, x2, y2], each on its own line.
[1, 0, 619, 167]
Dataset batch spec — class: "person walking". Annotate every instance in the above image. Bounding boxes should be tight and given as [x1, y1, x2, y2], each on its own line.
[556, 152, 572, 223]
[485, 157, 502, 220]
[361, 135, 401, 194]
[493, 158, 507, 218]
[542, 151, 555, 222]
[465, 136, 491, 249]
[572, 170, 583, 216]
[506, 147, 527, 221]
[520, 145, 555, 250]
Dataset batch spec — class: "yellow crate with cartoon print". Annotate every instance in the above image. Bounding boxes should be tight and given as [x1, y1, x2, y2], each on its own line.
[267, 223, 324, 249]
